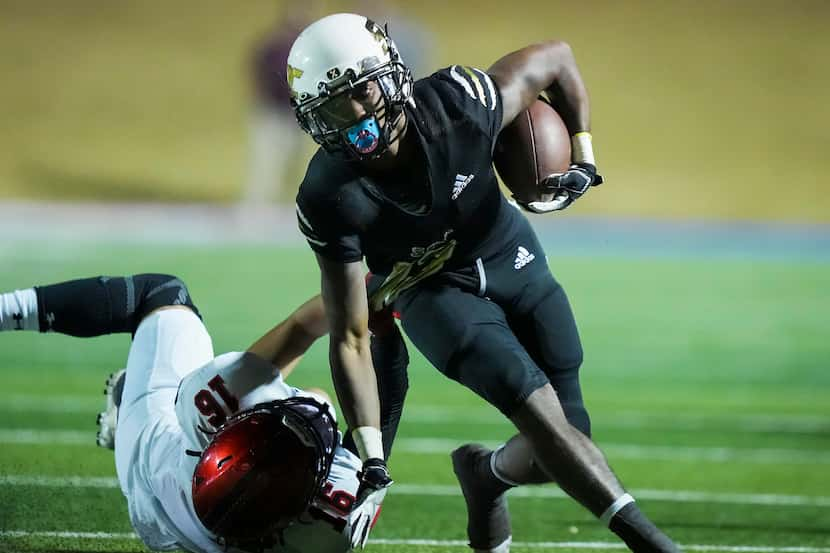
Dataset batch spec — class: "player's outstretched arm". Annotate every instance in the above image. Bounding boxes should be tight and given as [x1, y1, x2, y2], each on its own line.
[246, 295, 329, 378]
[316, 255, 382, 446]
[315, 254, 393, 508]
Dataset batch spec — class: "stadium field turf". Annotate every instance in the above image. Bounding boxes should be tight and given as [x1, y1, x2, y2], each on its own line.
[0, 240, 828, 552]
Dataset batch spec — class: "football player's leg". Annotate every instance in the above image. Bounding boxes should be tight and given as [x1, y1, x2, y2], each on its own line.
[115, 296, 214, 485]
[399, 285, 679, 552]
[504, 276, 679, 550]
[511, 386, 679, 552]
[91, 276, 203, 452]
[508, 275, 590, 436]
[1, 274, 200, 336]
[372, 323, 409, 460]
[487, 277, 591, 485]
[2, 273, 205, 448]
[397, 285, 545, 552]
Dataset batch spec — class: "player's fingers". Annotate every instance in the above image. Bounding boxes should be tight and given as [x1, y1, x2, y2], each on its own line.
[539, 173, 564, 193]
[527, 191, 570, 213]
[350, 513, 370, 549]
[359, 514, 371, 548]
[555, 173, 584, 193]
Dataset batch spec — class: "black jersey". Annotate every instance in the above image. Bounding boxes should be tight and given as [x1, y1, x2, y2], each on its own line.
[296, 65, 525, 309]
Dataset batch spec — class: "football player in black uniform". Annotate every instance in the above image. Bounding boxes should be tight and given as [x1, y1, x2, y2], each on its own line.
[288, 13, 680, 553]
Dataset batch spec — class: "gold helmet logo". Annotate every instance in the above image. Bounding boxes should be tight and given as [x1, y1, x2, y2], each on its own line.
[286, 64, 304, 90]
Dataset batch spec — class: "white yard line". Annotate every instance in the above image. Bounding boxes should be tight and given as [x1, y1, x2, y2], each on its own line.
[0, 475, 119, 488]
[2, 428, 828, 465]
[2, 475, 829, 508]
[3, 395, 100, 413]
[403, 406, 830, 435]
[391, 484, 830, 508]
[0, 530, 136, 540]
[394, 438, 830, 465]
[7, 396, 827, 436]
[0, 429, 90, 445]
[373, 541, 830, 552]
[0, 531, 828, 552]
[373, 541, 830, 553]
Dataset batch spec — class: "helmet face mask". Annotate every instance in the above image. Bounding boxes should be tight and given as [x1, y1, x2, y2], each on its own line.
[288, 14, 414, 161]
[191, 396, 338, 549]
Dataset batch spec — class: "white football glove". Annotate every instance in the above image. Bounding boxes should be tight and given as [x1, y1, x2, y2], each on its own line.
[347, 485, 386, 550]
[517, 191, 572, 214]
[517, 163, 604, 214]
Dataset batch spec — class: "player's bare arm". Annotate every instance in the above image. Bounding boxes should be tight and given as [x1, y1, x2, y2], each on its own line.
[489, 40, 589, 133]
[316, 255, 381, 440]
[246, 294, 328, 378]
[316, 254, 393, 507]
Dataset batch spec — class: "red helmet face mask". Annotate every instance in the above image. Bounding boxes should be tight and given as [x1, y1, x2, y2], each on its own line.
[191, 397, 338, 549]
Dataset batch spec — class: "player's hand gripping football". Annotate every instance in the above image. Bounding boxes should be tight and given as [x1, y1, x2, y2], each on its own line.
[523, 162, 604, 213]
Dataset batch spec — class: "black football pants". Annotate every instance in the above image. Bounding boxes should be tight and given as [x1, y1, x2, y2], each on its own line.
[394, 218, 591, 436]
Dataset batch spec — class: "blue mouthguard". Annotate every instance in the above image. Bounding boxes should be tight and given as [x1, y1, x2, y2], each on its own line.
[345, 117, 381, 154]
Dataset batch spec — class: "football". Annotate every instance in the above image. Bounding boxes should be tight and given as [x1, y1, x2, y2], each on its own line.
[493, 98, 571, 203]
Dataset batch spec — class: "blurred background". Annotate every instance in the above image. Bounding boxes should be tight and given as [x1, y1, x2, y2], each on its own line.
[1, 0, 828, 218]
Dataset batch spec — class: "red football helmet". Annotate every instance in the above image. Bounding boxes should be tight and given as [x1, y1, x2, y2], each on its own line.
[192, 397, 338, 548]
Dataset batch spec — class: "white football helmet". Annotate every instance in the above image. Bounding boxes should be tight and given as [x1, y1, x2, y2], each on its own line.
[287, 13, 413, 159]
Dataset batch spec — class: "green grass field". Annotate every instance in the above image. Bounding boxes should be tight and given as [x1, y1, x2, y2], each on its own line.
[0, 240, 828, 552]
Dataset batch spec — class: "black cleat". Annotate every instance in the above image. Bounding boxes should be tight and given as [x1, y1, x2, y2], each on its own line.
[452, 444, 512, 553]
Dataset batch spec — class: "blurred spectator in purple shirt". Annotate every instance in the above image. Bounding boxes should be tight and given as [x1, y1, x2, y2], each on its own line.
[252, 14, 302, 110]
[243, 6, 314, 205]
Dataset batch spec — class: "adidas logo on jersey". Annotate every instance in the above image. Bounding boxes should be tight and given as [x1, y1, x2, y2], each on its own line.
[452, 174, 474, 200]
[514, 246, 535, 270]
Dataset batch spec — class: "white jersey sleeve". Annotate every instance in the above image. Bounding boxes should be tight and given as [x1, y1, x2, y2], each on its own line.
[174, 351, 304, 450]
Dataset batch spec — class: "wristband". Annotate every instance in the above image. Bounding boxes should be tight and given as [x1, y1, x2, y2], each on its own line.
[353, 426, 384, 461]
[571, 132, 595, 166]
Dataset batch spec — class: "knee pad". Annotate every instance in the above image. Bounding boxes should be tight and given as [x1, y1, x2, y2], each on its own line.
[129, 274, 200, 328]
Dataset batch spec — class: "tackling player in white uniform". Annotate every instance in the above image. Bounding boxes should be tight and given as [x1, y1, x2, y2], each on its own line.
[0, 273, 409, 552]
